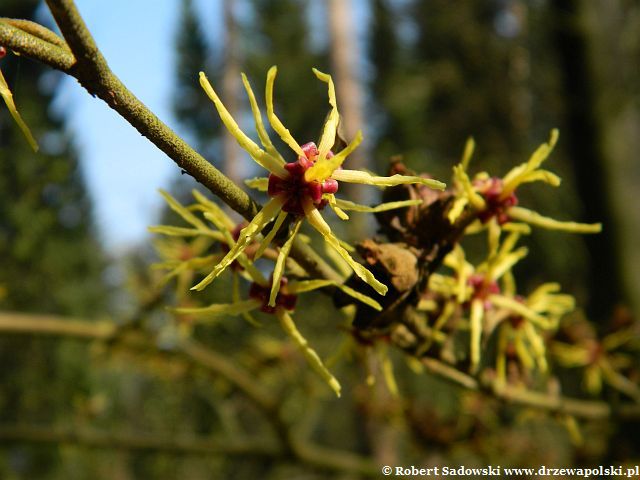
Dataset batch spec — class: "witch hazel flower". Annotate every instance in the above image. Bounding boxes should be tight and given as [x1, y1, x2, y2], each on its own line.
[194, 66, 445, 304]
[448, 130, 601, 234]
[427, 230, 530, 372]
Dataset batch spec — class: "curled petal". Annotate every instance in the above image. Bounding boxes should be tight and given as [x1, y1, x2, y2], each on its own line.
[200, 72, 287, 177]
[304, 201, 388, 296]
[515, 335, 536, 371]
[192, 189, 236, 231]
[288, 279, 382, 311]
[470, 299, 484, 373]
[523, 322, 548, 372]
[276, 309, 341, 397]
[305, 130, 363, 182]
[169, 299, 262, 322]
[148, 225, 224, 241]
[334, 198, 422, 213]
[265, 66, 305, 157]
[461, 137, 475, 171]
[269, 219, 302, 307]
[192, 196, 285, 291]
[332, 169, 446, 190]
[453, 165, 485, 210]
[487, 246, 528, 281]
[326, 194, 349, 220]
[241, 72, 285, 164]
[501, 129, 559, 198]
[448, 196, 469, 224]
[508, 206, 602, 233]
[517, 169, 562, 187]
[0, 70, 38, 152]
[312, 68, 339, 162]
[489, 294, 552, 329]
[159, 189, 209, 231]
[245, 177, 269, 192]
[255, 210, 288, 260]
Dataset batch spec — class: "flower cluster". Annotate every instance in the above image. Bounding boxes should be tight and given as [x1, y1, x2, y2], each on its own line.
[419, 229, 575, 376]
[552, 319, 640, 401]
[448, 131, 601, 235]
[149, 67, 638, 403]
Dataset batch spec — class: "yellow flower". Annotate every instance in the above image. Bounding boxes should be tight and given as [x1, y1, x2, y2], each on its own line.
[493, 283, 576, 383]
[448, 131, 601, 234]
[552, 324, 640, 401]
[194, 66, 446, 304]
[427, 229, 545, 372]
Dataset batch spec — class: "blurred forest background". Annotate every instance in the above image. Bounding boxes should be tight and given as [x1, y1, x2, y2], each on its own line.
[1, 0, 639, 478]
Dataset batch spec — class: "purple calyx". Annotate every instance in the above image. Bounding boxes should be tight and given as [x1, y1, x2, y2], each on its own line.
[249, 277, 298, 314]
[467, 273, 500, 310]
[475, 177, 518, 225]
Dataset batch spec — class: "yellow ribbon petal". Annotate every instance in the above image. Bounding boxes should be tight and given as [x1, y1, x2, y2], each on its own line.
[265, 66, 305, 157]
[332, 169, 446, 190]
[268, 219, 302, 307]
[200, 71, 287, 176]
[508, 206, 602, 233]
[0, 69, 38, 152]
[276, 309, 341, 397]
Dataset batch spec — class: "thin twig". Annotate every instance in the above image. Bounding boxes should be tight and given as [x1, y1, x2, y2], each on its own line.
[420, 355, 640, 420]
[2, 311, 638, 422]
[0, 18, 69, 49]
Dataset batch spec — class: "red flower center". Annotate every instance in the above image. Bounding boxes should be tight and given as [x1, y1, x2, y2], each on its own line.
[467, 273, 500, 309]
[475, 177, 518, 225]
[248, 277, 298, 314]
[267, 142, 338, 216]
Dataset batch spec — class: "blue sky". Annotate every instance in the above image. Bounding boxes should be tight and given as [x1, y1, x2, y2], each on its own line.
[52, 0, 220, 253]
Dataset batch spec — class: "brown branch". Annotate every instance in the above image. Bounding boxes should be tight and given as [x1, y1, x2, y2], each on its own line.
[0, 311, 277, 413]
